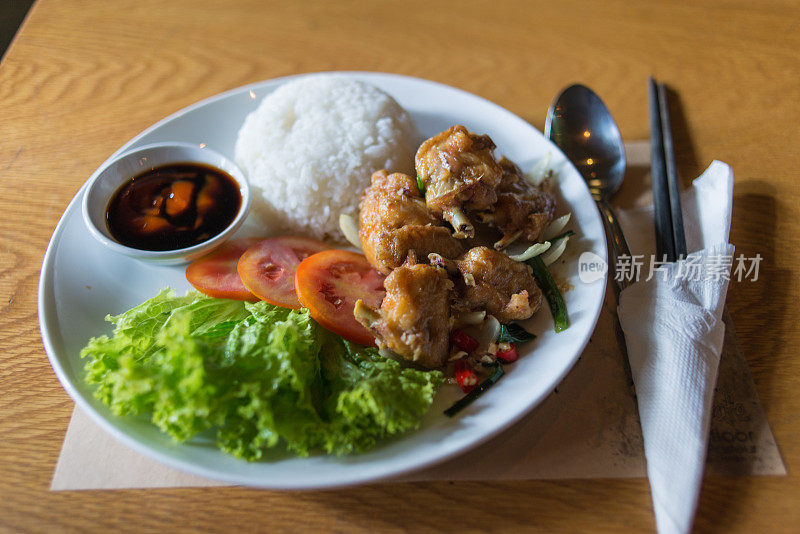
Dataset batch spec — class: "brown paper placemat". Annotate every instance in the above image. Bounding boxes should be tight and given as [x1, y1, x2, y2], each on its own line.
[50, 142, 785, 490]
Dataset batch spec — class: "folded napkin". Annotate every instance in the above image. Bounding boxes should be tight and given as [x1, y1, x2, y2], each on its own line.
[617, 161, 734, 534]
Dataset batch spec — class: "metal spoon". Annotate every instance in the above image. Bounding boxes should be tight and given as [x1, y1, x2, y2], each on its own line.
[545, 84, 632, 289]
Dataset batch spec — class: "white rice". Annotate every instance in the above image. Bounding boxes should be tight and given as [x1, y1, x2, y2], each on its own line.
[235, 74, 418, 242]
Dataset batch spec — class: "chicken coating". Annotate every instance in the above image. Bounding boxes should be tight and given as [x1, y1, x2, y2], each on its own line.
[359, 170, 462, 275]
[415, 125, 503, 238]
[483, 158, 556, 249]
[433, 246, 542, 323]
[354, 263, 454, 369]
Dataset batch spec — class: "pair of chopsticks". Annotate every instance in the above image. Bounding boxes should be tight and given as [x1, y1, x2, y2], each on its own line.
[648, 78, 687, 262]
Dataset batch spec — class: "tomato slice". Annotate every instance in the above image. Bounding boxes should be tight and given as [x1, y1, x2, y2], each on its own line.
[295, 250, 386, 346]
[185, 238, 261, 300]
[237, 236, 328, 309]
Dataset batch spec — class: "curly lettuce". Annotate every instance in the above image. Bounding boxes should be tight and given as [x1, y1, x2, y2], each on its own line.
[81, 290, 443, 460]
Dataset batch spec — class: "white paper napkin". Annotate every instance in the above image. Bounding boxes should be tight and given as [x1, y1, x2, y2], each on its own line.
[617, 161, 735, 534]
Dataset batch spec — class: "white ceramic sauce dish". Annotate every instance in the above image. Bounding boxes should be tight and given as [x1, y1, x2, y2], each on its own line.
[81, 142, 251, 264]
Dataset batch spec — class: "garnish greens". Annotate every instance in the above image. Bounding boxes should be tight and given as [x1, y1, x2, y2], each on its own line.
[497, 323, 536, 344]
[547, 229, 575, 244]
[444, 364, 505, 417]
[81, 289, 443, 460]
[528, 256, 569, 332]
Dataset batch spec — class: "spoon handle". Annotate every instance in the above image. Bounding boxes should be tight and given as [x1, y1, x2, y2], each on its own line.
[596, 197, 632, 291]
[597, 197, 637, 396]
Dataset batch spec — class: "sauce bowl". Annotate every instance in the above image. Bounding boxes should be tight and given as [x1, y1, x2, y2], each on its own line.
[81, 142, 251, 264]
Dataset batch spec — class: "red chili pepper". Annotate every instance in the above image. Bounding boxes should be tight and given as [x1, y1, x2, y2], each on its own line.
[454, 359, 478, 393]
[496, 344, 519, 363]
[451, 329, 479, 353]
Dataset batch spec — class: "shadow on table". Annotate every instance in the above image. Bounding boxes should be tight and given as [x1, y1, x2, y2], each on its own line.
[725, 184, 789, 415]
[694, 182, 790, 533]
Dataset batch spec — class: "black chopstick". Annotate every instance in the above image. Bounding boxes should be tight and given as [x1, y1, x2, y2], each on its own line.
[648, 77, 676, 262]
[657, 82, 687, 259]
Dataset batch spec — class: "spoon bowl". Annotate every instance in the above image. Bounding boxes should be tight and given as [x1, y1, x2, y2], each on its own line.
[545, 84, 631, 288]
[545, 84, 626, 201]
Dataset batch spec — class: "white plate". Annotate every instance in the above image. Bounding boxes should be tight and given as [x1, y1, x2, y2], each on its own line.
[39, 72, 607, 489]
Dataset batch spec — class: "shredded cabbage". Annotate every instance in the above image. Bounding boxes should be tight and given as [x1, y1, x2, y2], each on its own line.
[524, 153, 552, 186]
[541, 236, 569, 266]
[339, 213, 362, 250]
[507, 241, 551, 262]
[542, 213, 571, 241]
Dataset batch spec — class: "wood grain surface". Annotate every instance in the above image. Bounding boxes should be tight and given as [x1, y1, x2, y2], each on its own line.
[1, 0, 799, 531]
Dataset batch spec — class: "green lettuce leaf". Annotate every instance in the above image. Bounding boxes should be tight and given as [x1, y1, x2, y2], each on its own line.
[318, 338, 443, 454]
[81, 290, 443, 460]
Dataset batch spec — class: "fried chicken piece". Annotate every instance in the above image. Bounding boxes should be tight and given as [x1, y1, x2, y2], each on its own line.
[481, 158, 556, 249]
[415, 125, 503, 239]
[431, 246, 542, 323]
[359, 170, 462, 275]
[354, 263, 454, 369]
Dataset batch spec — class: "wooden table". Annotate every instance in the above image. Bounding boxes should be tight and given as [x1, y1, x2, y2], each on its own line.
[1, 0, 798, 531]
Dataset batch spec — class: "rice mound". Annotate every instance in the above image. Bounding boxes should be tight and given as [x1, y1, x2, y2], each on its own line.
[235, 74, 418, 242]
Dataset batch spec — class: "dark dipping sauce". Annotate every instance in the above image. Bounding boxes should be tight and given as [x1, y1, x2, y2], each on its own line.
[106, 163, 241, 251]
